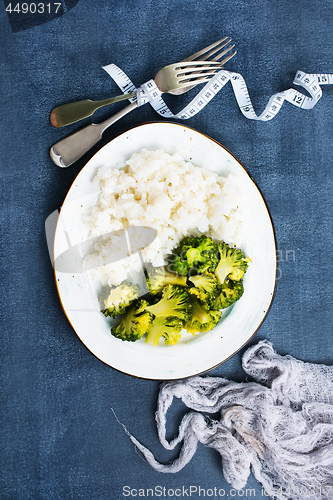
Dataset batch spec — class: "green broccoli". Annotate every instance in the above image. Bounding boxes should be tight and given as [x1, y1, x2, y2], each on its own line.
[184, 235, 217, 268]
[167, 235, 218, 275]
[100, 238, 250, 346]
[215, 243, 251, 284]
[111, 299, 153, 342]
[98, 285, 112, 305]
[101, 281, 142, 317]
[145, 316, 183, 346]
[211, 279, 244, 310]
[145, 284, 191, 323]
[185, 296, 222, 335]
[143, 285, 191, 346]
[188, 272, 222, 305]
[145, 263, 187, 295]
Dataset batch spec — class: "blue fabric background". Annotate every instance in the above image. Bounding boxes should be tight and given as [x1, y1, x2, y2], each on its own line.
[1, 0, 333, 498]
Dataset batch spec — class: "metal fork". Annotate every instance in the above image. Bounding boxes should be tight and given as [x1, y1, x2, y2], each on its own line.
[171, 36, 236, 95]
[50, 38, 236, 167]
[51, 60, 226, 128]
[51, 37, 235, 127]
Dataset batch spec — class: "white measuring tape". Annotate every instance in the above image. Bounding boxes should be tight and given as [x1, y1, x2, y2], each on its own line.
[103, 63, 333, 121]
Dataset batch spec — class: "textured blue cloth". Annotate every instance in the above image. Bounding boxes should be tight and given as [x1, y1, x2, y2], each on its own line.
[1, 1, 333, 498]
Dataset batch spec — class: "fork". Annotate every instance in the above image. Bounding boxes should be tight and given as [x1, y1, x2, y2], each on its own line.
[51, 61, 224, 128]
[51, 37, 235, 128]
[172, 36, 236, 95]
[50, 38, 236, 167]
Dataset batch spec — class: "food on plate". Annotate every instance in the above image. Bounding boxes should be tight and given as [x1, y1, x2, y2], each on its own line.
[145, 263, 187, 295]
[98, 235, 251, 346]
[185, 297, 222, 336]
[82, 148, 251, 345]
[212, 280, 245, 310]
[82, 148, 245, 287]
[111, 299, 153, 342]
[146, 316, 184, 346]
[167, 234, 218, 275]
[187, 272, 221, 306]
[215, 242, 251, 283]
[145, 285, 191, 346]
[100, 281, 141, 318]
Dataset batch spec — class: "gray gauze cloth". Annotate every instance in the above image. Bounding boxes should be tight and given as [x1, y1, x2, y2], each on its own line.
[127, 340, 333, 500]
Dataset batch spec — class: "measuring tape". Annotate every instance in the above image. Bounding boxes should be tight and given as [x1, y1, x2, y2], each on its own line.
[103, 63, 333, 121]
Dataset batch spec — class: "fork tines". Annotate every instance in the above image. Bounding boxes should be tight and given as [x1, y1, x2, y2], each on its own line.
[176, 61, 224, 85]
[175, 61, 225, 72]
[183, 37, 237, 67]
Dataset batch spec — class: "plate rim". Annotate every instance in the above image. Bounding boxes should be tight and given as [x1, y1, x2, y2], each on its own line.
[54, 121, 278, 380]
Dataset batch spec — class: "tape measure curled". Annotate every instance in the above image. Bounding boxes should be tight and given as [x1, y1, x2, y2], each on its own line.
[103, 63, 333, 122]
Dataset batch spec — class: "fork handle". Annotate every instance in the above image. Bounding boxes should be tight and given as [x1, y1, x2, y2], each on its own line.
[49, 101, 138, 167]
[50, 92, 137, 127]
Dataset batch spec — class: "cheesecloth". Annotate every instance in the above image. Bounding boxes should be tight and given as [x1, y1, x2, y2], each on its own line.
[127, 340, 333, 500]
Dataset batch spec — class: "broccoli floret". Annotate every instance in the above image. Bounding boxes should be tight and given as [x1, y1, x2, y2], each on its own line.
[168, 235, 218, 275]
[98, 285, 112, 305]
[184, 235, 217, 269]
[163, 328, 183, 346]
[145, 316, 183, 346]
[143, 285, 190, 346]
[188, 272, 222, 304]
[185, 296, 222, 335]
[212, 279, 244, 310]
[215, 243, 251, 284]
[101, 281, 142, 317]
[111, 299, 153, 342]
[145, 284, 191, 323]
[145, 263, 187, 295]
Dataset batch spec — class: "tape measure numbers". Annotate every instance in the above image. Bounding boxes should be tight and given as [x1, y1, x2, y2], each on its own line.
[103, 63, 333, 122]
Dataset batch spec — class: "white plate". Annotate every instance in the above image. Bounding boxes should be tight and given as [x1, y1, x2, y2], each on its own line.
[54, 122, 276, 380]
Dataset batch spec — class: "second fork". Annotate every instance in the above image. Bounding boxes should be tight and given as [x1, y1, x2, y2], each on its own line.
[50, 60, 225, 128]
[50, 37, 236, 128]
[50, 38, 237, 167]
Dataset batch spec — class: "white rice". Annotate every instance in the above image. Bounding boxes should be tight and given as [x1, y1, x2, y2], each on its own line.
[82, 148, 246, 286]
